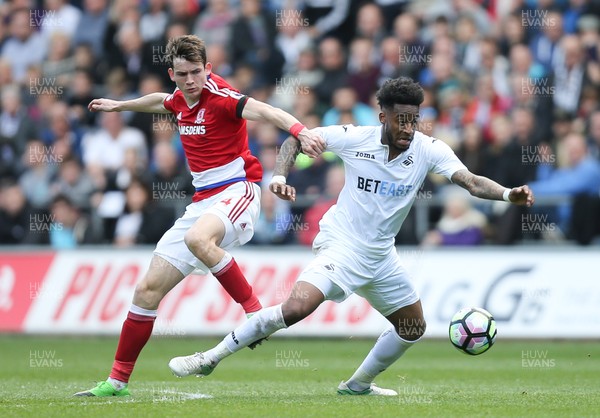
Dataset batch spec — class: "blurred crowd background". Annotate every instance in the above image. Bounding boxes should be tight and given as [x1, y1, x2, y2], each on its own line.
[0, 0, 599, 249]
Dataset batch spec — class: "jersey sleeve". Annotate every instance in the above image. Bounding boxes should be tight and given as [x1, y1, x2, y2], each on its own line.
[162, 89, 177, 114]
[427, 137, 468, 181]
[219, 89, 249, 119]
[312, 125, 352, 154]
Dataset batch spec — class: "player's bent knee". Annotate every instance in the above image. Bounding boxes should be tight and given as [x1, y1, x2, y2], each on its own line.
[398, 319, 426, 342]
[183, 230, 213, 257]
[281, 299, 314, 326]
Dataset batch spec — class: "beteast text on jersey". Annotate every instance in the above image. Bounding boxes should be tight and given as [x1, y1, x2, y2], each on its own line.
[357, 176, 415, 197]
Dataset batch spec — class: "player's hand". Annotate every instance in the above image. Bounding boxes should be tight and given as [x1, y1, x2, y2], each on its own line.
[88, 98, 121, 112]
[508, 185, 535, 207]
[270, 182, 296, 202]
[297, 128, 326, 158]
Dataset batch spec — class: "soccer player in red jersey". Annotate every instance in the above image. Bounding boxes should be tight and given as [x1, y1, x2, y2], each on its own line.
[75, 35, 325, 397]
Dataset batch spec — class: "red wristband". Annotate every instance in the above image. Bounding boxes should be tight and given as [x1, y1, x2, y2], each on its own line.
[289, 123, 305, 138]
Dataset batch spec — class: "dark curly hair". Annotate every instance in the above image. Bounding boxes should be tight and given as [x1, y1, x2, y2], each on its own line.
[376, 77, 424, 109]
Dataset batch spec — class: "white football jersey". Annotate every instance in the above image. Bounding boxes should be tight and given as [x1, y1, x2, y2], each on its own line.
[312, 125, 467, 258]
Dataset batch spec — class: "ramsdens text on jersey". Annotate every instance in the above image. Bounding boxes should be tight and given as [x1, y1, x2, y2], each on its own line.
[357, 176, 415, 197]
[179, 125, 206, 135]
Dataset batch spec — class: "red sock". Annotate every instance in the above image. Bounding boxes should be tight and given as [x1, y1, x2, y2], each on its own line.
[213, 258, 262, 314]
[109, 311, 156, 383]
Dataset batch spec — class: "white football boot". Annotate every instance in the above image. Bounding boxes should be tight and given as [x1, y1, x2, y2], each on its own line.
[337, 380, 398, 396]
[168, 352, 217, 377]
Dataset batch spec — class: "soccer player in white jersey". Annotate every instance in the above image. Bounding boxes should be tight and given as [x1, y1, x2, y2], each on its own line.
[168, 77, 535, 395]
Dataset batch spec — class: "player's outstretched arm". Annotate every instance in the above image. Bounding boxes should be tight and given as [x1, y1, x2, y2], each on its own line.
[269, 136, 302, 202]
[451, 169, 535, 207]
[88, 92, 171, 114]
[241, 98, 325, 158]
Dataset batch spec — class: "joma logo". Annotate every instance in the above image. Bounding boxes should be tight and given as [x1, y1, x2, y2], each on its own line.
[355, 151, 375, 159]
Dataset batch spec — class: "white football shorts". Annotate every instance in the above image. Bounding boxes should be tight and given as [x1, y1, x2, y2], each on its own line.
[153, 181, 261, 276]
[297, 244, 419, 317]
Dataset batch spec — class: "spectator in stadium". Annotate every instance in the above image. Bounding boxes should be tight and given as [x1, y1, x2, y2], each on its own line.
[303, 0, 352, 41]
[508, 41, 547, 82]
[110, 22, 146, 89]
[354, 2, 386, 48]
[0, 8, 47, 84]
[113, 178, 174, 247]
[167, 77, 534, 396]
[379, 36, 401, 83]
[394, 12, 428, 82]
[462, 73, 511, 143]
[50, 157, 96, 211]
[18, 140, 56, 210]
[322, 86, 378, 126]
[73, 0, 109, 59]
[552, 35, 590, 115]
[0, 84, 39, 166]
[454, 14, 481, 74]
[290, 89, 324, 122]
[127, 74, 167, 149]
[491, 107, 540, 188]
[297, 163, 344, 246]
[67, 69, 97, 127]
[149, 141, 194, 214]
[74, 34, 325, 397]
[529, 132, 600, 234]
[42, 32, 76, 90]
[48, 194, 99, 248]
[498, 12, 528, 57]
[476, 37, 511, 98]
[193, 0, 236, 46]
[229, 0, 285, 87]
[456, 123, 486, 175]
[205, 43, 233, 78]
[314, 37, 348, 106]
[271, 48, 324, 113]
[102, 68, 137, 122]
[39, 0, 82, 41]
[251, 183, 292, 245]
[433, 85, 465, 145]
[72, 43, 103, 85]
[275, 8, 312, 75]
[82, 111, 147, 178]
[165, 0, 198, 31]
[0, 181, 46, 244]
[347, 38, 380, 105]
[41, 101, 83, 160]
[421, 186, 488, 246]
[529, 10, 563, 73]
[139, 0, 168, 42]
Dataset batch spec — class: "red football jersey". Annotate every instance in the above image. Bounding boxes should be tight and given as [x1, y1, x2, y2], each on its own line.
[163, 73, 262, 201]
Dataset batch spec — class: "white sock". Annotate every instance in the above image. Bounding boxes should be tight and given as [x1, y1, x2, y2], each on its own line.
[209, 252, 232, 274]
[204, 304, 287, 363]
[107, 377, 127, 390]
[346, 327, 419, 392]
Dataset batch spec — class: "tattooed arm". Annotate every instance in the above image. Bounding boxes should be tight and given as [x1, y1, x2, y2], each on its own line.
[451, 169, 535, 207]
[269, 136, 303, 202]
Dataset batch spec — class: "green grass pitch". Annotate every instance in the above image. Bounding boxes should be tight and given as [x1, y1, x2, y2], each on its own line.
[1, 335, 598, 417]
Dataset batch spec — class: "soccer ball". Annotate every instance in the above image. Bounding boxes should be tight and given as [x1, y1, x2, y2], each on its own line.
[449, 307, 497, 355]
